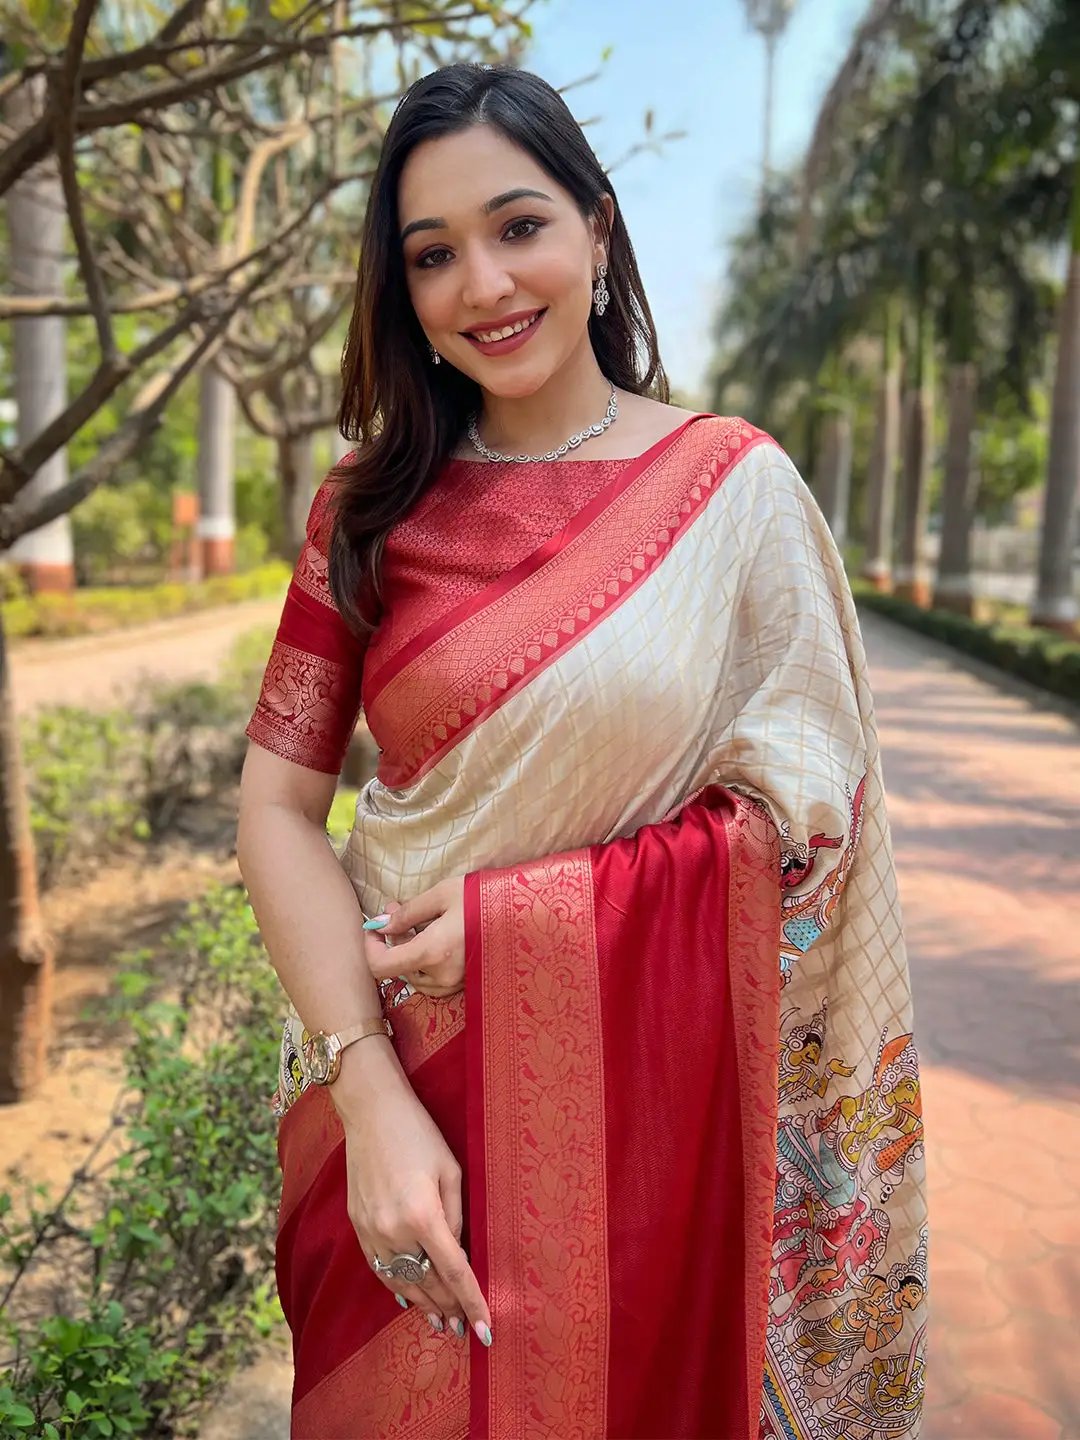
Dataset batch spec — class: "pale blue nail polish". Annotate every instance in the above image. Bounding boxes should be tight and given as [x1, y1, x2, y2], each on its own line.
[396, 1294, 408, 1309]
[475, 1322, 492, 1347]
[451, 1318, 466, 1338]
[364, 915, 390, 931]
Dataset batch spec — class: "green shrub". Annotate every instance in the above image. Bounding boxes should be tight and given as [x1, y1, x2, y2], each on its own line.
[2, 564, 289, 641]
[0, 566, 28, 603]
[22, 708, 145, 888]
[21, 628, 275, 888]
[0, 888, 284, 1438]
[850, 579, 1080, 704]
[70, 481, 174, 586]
[234, 523, 271, 573]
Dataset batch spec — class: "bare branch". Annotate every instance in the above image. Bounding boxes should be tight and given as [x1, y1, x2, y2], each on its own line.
[0, 4, 514, 199]
[0, 326, 218, 545]
[51, 0, 115, 361]
[234, 121, 309, 256]
[0, 256, 273, 544]
[225, 365, 287, 440]
[236, 295, 349, 396]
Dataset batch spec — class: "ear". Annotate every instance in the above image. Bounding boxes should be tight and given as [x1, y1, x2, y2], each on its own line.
[591, 194, 615, 267]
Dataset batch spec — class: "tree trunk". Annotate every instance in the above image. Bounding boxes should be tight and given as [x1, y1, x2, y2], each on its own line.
[1032, 168, 1080, 633]
[861, 302, 901, 592]
[4, 77, 74, 593]
[815, 408, 853, 547]
[196, 360, 237, 576]
[894, 293, 935, 607]
[934, 361, 979, 616]
[278, 432, 316, 562]
[0, 616, 54, 1102]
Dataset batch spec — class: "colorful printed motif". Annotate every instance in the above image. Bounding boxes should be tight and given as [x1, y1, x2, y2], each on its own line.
[761, 1000, 927, 1440]
[779, 777, 866, 978]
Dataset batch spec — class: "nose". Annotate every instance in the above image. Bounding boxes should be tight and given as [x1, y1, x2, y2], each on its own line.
[460, 242, 514, 313]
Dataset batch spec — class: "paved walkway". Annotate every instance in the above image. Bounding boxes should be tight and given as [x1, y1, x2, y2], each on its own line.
[864, 614, 1080, 1440]
[7, 596, 283, 715]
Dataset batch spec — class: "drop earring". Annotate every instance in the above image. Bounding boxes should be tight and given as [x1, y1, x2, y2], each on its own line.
[593, 263, 609, 318]
[428, 342, 441, 365]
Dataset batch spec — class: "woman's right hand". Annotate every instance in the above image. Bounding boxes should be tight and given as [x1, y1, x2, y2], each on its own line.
[334, 1040, 492, 1345]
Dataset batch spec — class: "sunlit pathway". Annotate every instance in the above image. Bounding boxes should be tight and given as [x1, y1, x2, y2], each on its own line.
[863, 611, 1080, 1440]
[7, 595, 283, 715]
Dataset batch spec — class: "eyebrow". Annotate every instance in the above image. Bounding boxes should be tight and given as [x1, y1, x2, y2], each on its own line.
[400, 188, 555, 243]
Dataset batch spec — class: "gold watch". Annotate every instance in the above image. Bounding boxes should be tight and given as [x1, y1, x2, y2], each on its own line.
[303, 1017, 393, 1086]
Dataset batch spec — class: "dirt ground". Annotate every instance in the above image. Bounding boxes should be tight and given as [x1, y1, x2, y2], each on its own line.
[9, 596, 282, 717]
[0, 799, 241, 1196]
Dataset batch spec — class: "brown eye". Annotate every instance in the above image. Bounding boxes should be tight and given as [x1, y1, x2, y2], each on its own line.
[504, 218, 543, 241]
[417, 247, 452, 269]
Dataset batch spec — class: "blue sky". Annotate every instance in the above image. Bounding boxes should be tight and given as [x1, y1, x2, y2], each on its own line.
[522, 0, 869, 401]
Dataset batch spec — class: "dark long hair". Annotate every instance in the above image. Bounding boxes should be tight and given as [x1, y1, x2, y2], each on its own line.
[329, 63, 669, 632]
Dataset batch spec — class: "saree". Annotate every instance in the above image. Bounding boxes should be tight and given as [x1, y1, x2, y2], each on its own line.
[253, 415, 928, 1440]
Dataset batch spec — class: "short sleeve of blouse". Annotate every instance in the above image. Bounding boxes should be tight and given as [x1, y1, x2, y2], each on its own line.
[245, 479, 367, 774]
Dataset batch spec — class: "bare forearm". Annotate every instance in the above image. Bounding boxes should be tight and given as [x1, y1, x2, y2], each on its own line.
[237, 802, 383, 1039]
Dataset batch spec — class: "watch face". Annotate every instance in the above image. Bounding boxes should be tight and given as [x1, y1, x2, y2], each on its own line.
[305, 1034, 333, 1084]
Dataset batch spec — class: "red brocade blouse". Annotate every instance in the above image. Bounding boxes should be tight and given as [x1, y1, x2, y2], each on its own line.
[246, 456, 630, 774]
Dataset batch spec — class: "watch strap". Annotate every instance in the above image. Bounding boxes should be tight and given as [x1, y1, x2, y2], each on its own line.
[336, 1017, 394, 1050]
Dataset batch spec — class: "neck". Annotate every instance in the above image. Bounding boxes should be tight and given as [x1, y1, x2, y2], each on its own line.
[476, 339, 613, 456]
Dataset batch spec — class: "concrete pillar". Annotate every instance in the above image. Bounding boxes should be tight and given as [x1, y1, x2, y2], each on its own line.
[196, 362, 236, 576]
[4, 78, 75, 592]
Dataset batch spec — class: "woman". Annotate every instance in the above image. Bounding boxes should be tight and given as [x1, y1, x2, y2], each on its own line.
[238, 62, 928, 1440]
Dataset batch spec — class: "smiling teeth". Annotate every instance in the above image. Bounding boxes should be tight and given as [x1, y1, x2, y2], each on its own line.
[473, 312, 540, 344]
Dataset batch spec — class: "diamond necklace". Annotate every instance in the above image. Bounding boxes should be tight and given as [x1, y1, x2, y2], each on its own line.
[466, 385, 619, 463]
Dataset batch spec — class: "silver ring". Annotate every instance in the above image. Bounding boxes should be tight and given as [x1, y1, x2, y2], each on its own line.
[372, 1247, 431, 1286]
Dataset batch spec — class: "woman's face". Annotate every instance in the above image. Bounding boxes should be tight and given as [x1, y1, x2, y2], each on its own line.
[398, 124, 611, 399]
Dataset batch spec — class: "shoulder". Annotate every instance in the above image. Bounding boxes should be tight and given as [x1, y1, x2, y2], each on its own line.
[677, 413, 790, 473]
[685, 419, 819, 534]
[307, 455, 359, 552]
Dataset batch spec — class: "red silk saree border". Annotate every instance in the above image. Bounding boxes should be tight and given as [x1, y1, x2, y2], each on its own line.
[725, 795, 785, 1414]
[470, 852, 609, 1440]
[366, 416, 769, 789]
[291, 1307, 470, 1440]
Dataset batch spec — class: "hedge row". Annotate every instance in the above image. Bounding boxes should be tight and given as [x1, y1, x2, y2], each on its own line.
[22, 628, 273, 889]
[850, 579, 1080, 704]
[2, 563, 289, 641]
[0, 888, 284, 1439]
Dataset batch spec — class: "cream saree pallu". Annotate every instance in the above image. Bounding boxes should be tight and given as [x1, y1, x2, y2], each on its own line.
[274, 417, 929, 1440]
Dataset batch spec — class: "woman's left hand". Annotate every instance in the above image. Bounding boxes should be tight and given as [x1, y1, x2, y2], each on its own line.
[362, 879, 466, 998]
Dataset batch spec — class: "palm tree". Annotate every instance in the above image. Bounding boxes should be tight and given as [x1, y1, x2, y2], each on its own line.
[862, 299, 902, 589]
[1032, 162, 1079, 632]
[895, 276, 934, 605]
[714, 0, 1072, 613]
[743, 0, 798, 195]
[1031, 0, 1080, 634]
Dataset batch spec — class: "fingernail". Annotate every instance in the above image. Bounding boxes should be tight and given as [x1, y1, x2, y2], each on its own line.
[451, 1317, 466, 1338]
[364, 915, 391, 931]
[475, 1321, 492, 1347]
[427, 1313, 443, 1332]
[396, 1294, 408, 1309]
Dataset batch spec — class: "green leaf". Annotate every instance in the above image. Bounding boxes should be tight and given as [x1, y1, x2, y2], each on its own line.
[0, 1402, 37, 1428]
